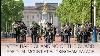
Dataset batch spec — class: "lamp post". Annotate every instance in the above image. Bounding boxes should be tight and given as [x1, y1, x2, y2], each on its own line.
[92, 0, 97, 42]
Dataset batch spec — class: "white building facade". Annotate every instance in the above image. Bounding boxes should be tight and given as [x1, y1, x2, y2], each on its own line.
[22, 3, 61, 34]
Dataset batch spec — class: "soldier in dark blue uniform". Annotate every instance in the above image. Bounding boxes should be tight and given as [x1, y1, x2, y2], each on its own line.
[14, 21, 27, 43]
[83, 29, 88, 43]
[60, 27, 64, 42]
[14, 21, 20, 43]
[78, 30, 83, 43]
[77, 32, 80, 43]
[20, 22, 27, 42]
[30, 21, 40, 43]
[30, 26, 38, 43]
[44, 22, 54, 43]
[79, 25, 87, 43]
[44, 27, 50, 43]
[68, 27, 72, 43]
[76, 24, 81, 43]
[63, 24, 72, 43]
[64, 29, 69, 43]
[60, 31, 64, 41]
[14, 21, 21, 43]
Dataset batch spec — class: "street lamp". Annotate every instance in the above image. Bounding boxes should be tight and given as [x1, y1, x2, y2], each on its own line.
[92, 0, 97, 42]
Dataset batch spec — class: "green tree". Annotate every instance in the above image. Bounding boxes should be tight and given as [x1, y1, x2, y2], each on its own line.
[96, 0, 100, 27]
[56, 0, 100, 27]
[1, 0, 24, 32]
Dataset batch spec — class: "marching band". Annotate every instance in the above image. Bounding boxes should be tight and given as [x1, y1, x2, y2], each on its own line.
[13, 20, 100, 43]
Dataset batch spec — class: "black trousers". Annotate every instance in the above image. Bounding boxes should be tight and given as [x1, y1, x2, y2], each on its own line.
[16, 34, 20, 43]
[64, 35, 70, 43]
[83, 35, 88, 43]
[31, 34, 38, 43]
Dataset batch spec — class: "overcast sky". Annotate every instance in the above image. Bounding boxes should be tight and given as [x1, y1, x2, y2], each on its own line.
[23, 0, 62, 6]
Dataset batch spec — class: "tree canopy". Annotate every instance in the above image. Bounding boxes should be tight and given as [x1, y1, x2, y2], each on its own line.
[56, 0, 100, 27]
[1, 0, 24, 32]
